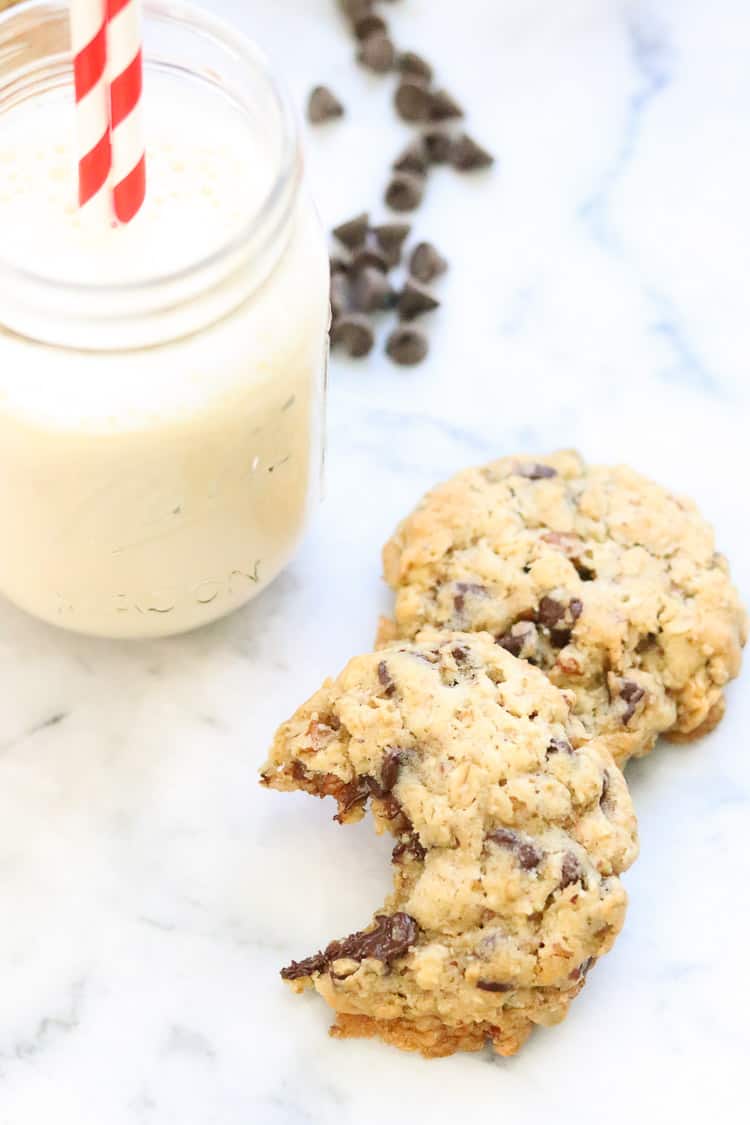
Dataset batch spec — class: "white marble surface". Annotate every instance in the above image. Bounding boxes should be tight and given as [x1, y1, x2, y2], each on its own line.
[1, 1, 749, 1121]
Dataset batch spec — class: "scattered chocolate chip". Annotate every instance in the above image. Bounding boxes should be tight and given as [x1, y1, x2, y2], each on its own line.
[330, 313, 375, 357]
[560, 852, 584, 890]
[330, 272, 350, 320]
[423, 128, 453, 164]
[335, 776, 381, 821]
[377, 659, 396, 697]
[398, 278, 439, 320]
[323, 713, 341, 731]
[381, 747, 407, 791]
[452, 645, 470, 663]
[392, 832, 427, 863]
[385, 171, 425, 212]
[372, 221, 411, 266]
[307, 85, 345, 124]
[394, 80, 433, 123]
[409, 241, 448, 283]
[550, 628, 572, 649]
[450, 132, 494, 170]
[350, 244, 390, 273]
[429, 88, 464, 121]
[546, 738, 574, 757]
[569, 598, 584, 621]
[354, 13, 387, 40]
[386, 324, 429, 365]
[325, 913, 418, 966]
[358, 31, 395, 73]
[340, 0, 373, 21]
[392, 136, 430, 176]
[620, 681, 645, 725]
[398, 50, 433, 83]
[516, 462, 557, 480]
[352, 265, 394, 312]
[537, 596, 565, 629]
[487, 828, 543, 870]
[476, 980, 513, 992]
[333, 212, 369, 250]
[281, 951, 328, 980]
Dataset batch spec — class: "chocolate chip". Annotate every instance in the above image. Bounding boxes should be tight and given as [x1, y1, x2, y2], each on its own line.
[354, 13, 386, 39]
[392, 136, 430, 176]
[550, 628, 572, 648]
[423, 128, 453, 164]
[352, 266, 394, 312]
[340, 0, 374, 21]
[429, 88, 464, 121]
[409, 241, 447, 283]
[392, 832, 427, 863]
[335, 776, 382, 821]
[600, 769, 615, 814]
[496, 630, 523, 657]
[516, 462, 557, 480]
[537, 596, 565, 629]
[358, 31, 395, 73]
[620, 681, 645, 725]
[330, 272, 350, 320]
[453, 581, 487, 613]
[350, 244, 390, 273]
[385, 325, 428, 366]
[323, 713, 341, 731]
[569, 598, 584, 621]
[330, 254, 350, 274]
[330, 313, 374, 357]
[378, 660, 396, 697]
[560, 852, 583, 890]
[546, 738, 574, 757]
[394, 80, 432, 123]
[476, 980, 513, 992]
[452, 645, 470, 663]
[487, 828, 543, 870]
[325, 912, 419, 966]
[573, 560, 596, 582]
[281, 951, 328, 980]
[333, 212, 369, 250]
[381, 748, 407, 791]
[282, 912, 419, 981]
[398, 278, 439, 321]
[372, 222, 411, 266]
[398, 50, 433, 83]
[307, 85, 345, 124]
[450, 132, 494, 170]
[385, 171, 425, 212]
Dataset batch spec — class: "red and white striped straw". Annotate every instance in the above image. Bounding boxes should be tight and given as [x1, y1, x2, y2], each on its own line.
[71, 0, 111, 214]
[106, 0, 146, 223]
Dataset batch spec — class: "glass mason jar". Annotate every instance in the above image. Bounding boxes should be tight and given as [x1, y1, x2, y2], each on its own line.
[0, 0, 329, 638]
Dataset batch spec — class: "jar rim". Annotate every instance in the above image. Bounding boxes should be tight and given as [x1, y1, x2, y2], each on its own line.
[0, 0, 302, 302]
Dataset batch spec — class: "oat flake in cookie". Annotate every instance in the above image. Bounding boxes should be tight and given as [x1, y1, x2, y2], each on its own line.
[380, 450, 747, 765]
[261, 633, 638, 1059]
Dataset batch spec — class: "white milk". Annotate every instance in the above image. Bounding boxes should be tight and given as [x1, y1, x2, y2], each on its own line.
[0, 81, 329, 638]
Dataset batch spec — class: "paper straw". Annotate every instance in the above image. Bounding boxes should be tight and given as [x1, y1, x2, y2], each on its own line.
[71, 0, 111, 214]
[106, 0, 146, 223]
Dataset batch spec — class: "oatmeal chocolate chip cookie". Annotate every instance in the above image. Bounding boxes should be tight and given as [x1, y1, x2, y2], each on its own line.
[381, 450, 747, 765]
[261, 632, 638, 1059]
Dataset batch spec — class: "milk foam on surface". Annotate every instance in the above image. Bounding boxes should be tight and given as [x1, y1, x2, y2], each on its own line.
[0, 71, 329, 637]
[0, 77, 274, 285]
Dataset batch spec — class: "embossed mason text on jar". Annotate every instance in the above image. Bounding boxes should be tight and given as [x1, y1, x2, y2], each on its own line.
[0, 0, 329, 638]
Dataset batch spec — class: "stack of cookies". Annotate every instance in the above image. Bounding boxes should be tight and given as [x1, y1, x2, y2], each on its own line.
[261, 450, 746, 1058]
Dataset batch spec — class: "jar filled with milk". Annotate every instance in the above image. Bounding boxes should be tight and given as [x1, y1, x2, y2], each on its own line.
[0, 0, 329, 638]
